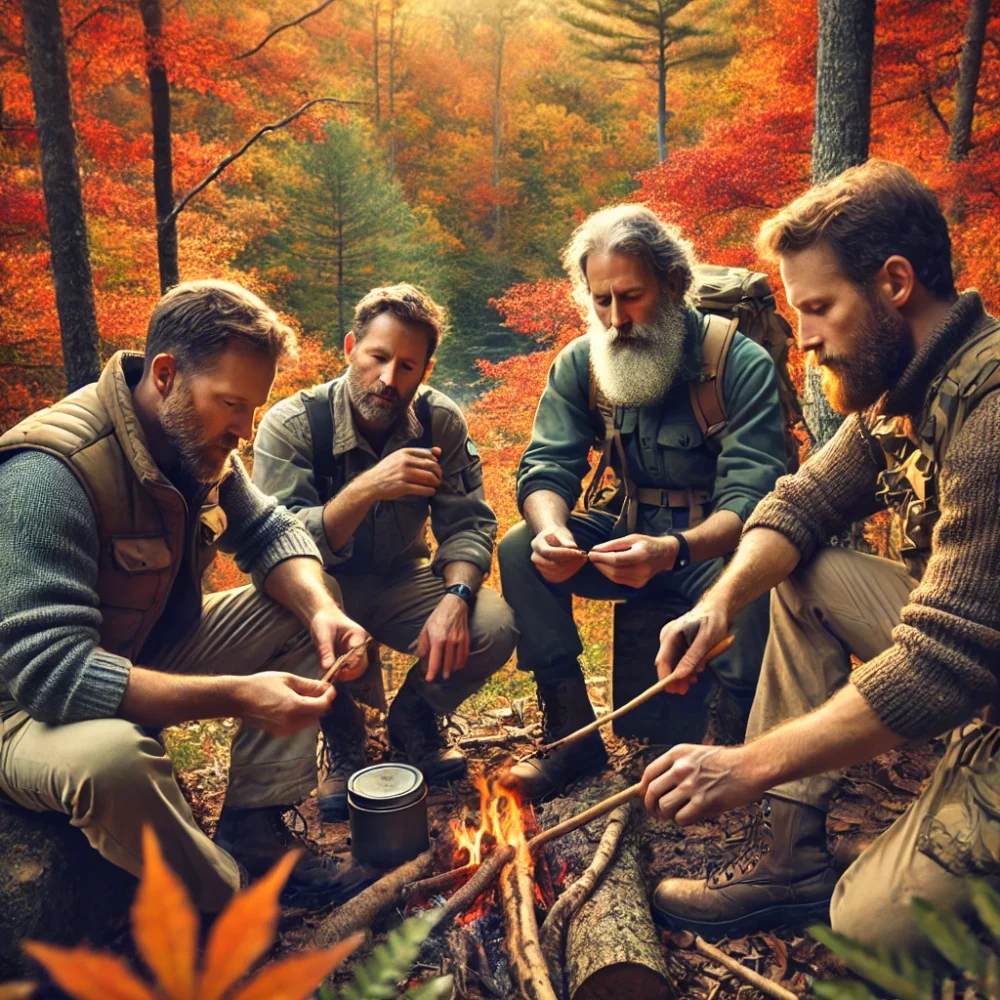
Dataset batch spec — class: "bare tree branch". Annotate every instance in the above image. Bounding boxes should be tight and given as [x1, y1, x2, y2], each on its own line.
[162, 96, 366, 230]
[923, 86, 951, 137]
[235, 0, 339, 59]
[66, 5, 112, 48]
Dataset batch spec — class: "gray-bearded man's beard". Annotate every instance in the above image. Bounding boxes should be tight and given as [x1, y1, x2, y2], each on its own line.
[160, 385, 234, 485]
[346, 365, 410, 428]
[588, 304, 688, 408]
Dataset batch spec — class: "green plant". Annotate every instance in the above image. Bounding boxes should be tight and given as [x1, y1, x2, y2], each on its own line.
[810, 880, 1000, 1000]
[317, 910, 453, 1000]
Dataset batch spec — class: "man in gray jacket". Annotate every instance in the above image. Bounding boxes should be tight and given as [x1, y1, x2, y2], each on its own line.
[253, 284, 516, 821]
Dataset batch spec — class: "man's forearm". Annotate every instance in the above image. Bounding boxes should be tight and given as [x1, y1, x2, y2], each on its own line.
[745, 683, 904, 791]
[678, 510, 743, 564]
[706, 526, 801, 618]
[119, 666, 247, 728]
[442, 560, 484, 592]
[263, 555, 340, 626]
[322, 478, 377, 553]
[523, 490, 571, 536]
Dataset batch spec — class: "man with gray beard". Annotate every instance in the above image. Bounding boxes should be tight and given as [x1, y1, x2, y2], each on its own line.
[498, 205, 786, 800]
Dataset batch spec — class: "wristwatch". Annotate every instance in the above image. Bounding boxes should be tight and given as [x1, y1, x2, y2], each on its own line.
[666, 531, 691, 570]
[444, 582, 476, 608]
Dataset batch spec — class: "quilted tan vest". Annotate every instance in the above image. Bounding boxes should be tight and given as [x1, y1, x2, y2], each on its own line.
[0, 351, 230, 661]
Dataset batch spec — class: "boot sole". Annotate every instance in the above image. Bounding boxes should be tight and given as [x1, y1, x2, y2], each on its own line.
[652, 895, 833, 940]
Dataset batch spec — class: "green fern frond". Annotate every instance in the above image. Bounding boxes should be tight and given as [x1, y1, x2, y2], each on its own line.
[340, 910, 445, 1000]
[910, 897, 988, 978]
[969, 880, 1000, 949]
[809, 978, 880, 1000]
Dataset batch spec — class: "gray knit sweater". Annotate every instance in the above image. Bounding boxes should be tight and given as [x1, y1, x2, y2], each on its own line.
[0, 450, 320, 725]
[744, 292, 1000, 740]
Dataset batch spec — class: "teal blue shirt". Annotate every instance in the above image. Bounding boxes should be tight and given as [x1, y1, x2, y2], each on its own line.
[516, 307, 786, 534]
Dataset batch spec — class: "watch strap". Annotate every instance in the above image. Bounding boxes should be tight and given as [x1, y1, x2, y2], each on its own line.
[667, 531, 691, 570]
[444, 582, 476, 607]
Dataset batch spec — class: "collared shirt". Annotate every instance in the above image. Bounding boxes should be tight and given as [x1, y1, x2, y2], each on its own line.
[253, 375, 497, 576]
[516, 306, 786, 535]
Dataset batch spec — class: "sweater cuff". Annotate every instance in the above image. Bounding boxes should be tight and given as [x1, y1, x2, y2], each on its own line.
[66, 649, 132, 722]
[742, 495, 823, 561]
[251, 525, 322, 590]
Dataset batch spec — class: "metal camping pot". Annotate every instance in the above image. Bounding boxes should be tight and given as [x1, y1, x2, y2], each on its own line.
[347, 763, 429, 867]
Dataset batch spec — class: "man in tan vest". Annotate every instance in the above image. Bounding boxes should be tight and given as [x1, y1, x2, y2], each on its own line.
[0, 280, 375, 913]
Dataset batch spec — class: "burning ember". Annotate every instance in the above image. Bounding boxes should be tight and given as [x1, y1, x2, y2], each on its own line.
[449, 776, 533, 869]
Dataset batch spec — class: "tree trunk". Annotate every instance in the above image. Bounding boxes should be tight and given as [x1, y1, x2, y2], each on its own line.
[20, 0, 101, 392]
[812, 0, 875, 184]
[387, 0, 396, 174]
[949, 0, 990, 161]
[336, 174, 345, 338]
[492, 25, 505, 235]
[139, 0, 178, 293]
[371, 0, 381, 127]
[656, 36, 667, 163]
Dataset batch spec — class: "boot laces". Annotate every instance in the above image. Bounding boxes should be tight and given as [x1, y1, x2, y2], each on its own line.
[709, 799, 772, 886]
[321, 731, 367, 776]
[274, 805, 343, 872]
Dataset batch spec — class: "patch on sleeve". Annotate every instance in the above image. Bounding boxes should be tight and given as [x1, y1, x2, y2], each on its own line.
[466, 438, 480, 458]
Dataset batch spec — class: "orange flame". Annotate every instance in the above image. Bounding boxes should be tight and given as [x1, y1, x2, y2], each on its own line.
[449, 776, 532, 867]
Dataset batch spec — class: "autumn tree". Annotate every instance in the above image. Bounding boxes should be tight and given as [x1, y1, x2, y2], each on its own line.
[949, 0, 991, 160]
[561, 0, 730, 163]
[19, 0, 100, 391]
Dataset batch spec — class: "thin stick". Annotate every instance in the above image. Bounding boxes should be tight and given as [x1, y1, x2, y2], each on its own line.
[435, 844, 515, 926]
[527, 783, 643, 853]
[402, 862, 479, 902]
[500, 849, 558, 1000]
[321, 640, 371, 684]
[542, 634, 736, 752]
[694, 936, 800, 1000]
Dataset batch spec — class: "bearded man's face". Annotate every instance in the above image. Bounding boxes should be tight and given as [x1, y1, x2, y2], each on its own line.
[780, 242, 915, 414]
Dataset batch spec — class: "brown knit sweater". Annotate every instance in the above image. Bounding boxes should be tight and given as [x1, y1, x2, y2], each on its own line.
[744, 291, 1000, 740]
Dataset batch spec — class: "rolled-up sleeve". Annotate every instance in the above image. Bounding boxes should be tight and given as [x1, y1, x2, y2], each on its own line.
[252, 397, 352, 567]
[515, 338, 595, 513]
[430, 410, 497, 575]
[710, 336, 787, 522]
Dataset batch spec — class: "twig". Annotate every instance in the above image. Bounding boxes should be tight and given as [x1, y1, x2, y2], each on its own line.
[162, 96, 367, 230]
[527, 784, 643, 853]
[312, 849, 434, 948]
[694, 937, 800, 1000]
[541, 635, 736, 751]
[402, 862, 479, 902]
[321, 639, 371, 684]
[235, 0, 339, 59]
[433, 845, 515, 928]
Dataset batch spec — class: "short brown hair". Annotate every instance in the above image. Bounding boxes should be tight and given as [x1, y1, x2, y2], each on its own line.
[145, 280, 298, 372]
[352, 283, 447, 363]
[757, 160, 955, 300]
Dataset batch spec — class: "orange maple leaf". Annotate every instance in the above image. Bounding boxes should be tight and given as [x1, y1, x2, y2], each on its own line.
[18, 826, 361, 1000]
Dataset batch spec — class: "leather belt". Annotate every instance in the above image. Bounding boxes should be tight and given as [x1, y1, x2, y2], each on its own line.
[635, 487, 711, 508]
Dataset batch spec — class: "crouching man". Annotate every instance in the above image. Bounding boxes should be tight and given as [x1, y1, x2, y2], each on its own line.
[643, 160, 1000, 951]
[0, 281, 374, 914]
[252, 284, 517, 821]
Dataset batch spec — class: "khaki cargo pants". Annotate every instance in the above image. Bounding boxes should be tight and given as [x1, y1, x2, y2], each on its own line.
[749, 546, 1000, 950]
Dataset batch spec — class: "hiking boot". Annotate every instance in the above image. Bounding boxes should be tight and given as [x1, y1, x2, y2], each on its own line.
[317, 688, 369, 823]
[386, 670, 467, 784]
[652, 795, 839, 939]
[215, 804, 378, 909]
[500, 668, 608, 802]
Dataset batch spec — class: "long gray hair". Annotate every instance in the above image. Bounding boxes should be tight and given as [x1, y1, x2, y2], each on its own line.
[560, 204, 697, 311]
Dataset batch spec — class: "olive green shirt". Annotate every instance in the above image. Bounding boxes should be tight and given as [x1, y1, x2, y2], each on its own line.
[253, 376, 497, 576]
[517, 307, 786, 534]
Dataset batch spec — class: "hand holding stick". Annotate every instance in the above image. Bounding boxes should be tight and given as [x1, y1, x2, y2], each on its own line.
[541, 634, 736, 753]
[321, 638, 372, 685]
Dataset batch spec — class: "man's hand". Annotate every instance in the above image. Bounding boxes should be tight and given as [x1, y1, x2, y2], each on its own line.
[531, 525, 588, 583]
[588, 533, 678, 588]
[235, 671, 339, 736]
[417, 594, 471, 683]
[655, 601, 730, 693]
[310, 608, 371, 680]
[640, 743, 769, 826]
[359, 446, 443, 502]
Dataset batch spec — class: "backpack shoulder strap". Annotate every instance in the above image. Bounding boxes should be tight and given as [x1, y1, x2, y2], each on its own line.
[303, 382, 336, 484]
[412, 388, 434, 450]
[689, 314, 738, 439]
[584, 361, 621, 511]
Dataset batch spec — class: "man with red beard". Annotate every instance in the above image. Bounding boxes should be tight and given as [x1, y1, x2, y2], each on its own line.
[643, 160, 1000, 951]
[497, 204, 786, 800]
[0, 280, 374, 914]
[252, 284, 516, 821]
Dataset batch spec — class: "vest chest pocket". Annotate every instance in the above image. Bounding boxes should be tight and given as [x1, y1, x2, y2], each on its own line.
[104, 535, 173, 612]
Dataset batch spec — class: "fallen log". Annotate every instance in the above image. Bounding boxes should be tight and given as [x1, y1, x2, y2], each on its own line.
[538, 803, 631, 992]
[499, 847, 558, 1000]
[563, 818, 671, 1000]
[312, 849, 434, 949]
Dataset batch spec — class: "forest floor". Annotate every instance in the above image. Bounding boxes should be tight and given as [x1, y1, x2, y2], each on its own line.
[165, 671, 942, 1000]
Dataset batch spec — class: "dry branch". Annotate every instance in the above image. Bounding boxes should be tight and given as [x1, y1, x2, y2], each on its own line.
[436, 845, 514, 927]
[538, 803, 631, 988]
[403, 862, 479, 903]
[695, 937, 800, 1000]
[528, 784, 642, 853]
[312, 849, 434, 949]
[500, 849, 558, 1000]
[236, 0, 339, 59]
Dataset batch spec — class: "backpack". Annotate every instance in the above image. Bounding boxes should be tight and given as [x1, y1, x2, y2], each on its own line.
[303, 380, 434, 502]
[584, 265, 805, 531]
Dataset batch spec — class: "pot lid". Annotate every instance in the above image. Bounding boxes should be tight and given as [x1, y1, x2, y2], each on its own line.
[348, 763, 426, 810]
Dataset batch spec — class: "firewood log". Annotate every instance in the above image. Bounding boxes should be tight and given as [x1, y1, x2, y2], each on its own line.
[499, 847, 558, 1000]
